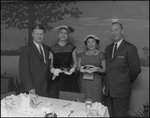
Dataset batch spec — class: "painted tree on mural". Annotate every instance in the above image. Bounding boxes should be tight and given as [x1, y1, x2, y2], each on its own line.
[142, 46, 149, 60]
[1, 1, 83, 44]
[140, 46, 149, 67]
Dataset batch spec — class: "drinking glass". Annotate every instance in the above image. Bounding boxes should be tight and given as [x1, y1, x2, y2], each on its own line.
[5, 97, 12, 111]
[85, 99, 92, 113]
[90, 107, 98, 116]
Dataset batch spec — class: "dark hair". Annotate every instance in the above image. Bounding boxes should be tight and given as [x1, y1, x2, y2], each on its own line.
[84, 37, 100, 46]
[112, 22, 123, 29]
[32, 23, 45, 32]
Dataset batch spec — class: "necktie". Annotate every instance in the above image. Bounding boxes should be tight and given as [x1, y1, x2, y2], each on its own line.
[39, 44, 44, 61]
[113, 43, 117, 58]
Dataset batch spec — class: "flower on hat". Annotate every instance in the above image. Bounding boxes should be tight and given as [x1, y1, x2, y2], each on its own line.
[53, 25, 74, 33]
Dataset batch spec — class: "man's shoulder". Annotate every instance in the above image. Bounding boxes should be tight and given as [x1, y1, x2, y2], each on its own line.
[21, 45, 30, 50]
[123, 40, 136, 48]
[20, 45, 33, 53]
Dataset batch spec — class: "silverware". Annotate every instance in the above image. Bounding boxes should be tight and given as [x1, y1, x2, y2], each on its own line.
[31, 100, 42, 108]
[68, 110, 74, 117]
[63, 103, 72, 108]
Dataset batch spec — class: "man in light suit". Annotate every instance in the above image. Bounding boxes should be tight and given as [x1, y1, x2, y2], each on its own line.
[19, 23, 50, 97]
[104, 22, 141, 117]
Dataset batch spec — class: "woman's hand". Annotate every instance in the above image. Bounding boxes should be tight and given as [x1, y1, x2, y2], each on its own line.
[89, 67, 98, 73]
[54, 68, 62, 76]
[51, 68, 62, 76]
[80, 66, 86, 73]
[80, 66, 97, 73]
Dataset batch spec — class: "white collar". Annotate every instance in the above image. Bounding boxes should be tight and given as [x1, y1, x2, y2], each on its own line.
[33, 40, 42, 48]
[114, 38, 123, 48]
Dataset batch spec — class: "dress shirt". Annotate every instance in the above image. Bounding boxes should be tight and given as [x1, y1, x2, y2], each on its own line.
[33, 40, 46, 63]
[112, 39, 123, 58]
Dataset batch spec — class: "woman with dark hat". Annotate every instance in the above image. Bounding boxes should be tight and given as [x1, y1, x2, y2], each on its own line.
[48, 25, 79, 98]
[77, 34, 106, 102]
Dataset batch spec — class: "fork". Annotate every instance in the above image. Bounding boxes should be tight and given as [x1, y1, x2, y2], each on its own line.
[68, 110, 74, 117]
[63, 103, 72, 108]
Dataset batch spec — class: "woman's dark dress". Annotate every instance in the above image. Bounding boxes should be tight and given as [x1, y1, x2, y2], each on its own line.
[48, 43, 79, 98]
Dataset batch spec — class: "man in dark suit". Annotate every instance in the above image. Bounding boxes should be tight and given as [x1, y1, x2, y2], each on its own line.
[103, 22, 141, 117]
[19, 23, 50, 97]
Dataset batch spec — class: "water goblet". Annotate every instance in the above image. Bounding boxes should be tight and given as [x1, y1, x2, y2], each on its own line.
[85, 99, 92, 113]
[90, 107, 98, 116]
[5, 97, 12, 111]
[30, 93, 38, 108]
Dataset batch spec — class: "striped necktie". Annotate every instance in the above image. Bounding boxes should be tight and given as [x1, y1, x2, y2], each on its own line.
[39, 44, 44, 61]
[113, 43, 117, 58]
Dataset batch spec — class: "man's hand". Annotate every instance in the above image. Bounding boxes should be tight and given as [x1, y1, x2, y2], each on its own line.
[29, 89, 36, 94]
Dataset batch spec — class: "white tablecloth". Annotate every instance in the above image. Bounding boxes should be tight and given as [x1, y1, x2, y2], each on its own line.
[1, 95, 109, 117]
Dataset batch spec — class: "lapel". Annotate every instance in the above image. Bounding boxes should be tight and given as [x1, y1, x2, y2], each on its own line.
[30, 41, 45, 63]
[108, 43, 114, 64]
[111, 40, 126, 62]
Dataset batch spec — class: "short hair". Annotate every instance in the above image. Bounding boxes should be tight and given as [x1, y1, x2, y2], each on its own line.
[84, 37, 100, 46]
[32, 23, 45, 32]
[112, 22, 123, 29]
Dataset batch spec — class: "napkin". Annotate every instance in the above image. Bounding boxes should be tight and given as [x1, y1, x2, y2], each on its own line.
[93, 102, 104, 109]
[1, 98, 6, 107]
[11, 94, 20, 106]
[1, 106, 9, 117]
[41, 106, 53, 114]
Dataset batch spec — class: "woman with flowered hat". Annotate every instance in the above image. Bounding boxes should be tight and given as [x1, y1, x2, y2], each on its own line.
[78, 34, 106, 102]
[48, 25, 79, 98]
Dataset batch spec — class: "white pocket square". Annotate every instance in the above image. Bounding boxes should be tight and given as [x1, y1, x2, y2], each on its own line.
[117, 56, 124, 58]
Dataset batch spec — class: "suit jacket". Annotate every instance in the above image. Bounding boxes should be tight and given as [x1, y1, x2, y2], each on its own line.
[19, 41, 50, 96]
[105, 40, 141, 98]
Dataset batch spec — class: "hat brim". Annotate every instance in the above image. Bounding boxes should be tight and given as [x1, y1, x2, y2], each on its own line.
[53, 25, 74, 33]
[84, 35, 100, 42]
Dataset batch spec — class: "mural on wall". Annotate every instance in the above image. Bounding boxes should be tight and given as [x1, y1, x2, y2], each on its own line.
[1, 1, 149, 66]
[1, 1, 149, 116]
[1, 1, 83, 54]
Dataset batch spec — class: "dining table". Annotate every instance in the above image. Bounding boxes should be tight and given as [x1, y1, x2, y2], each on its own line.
[1, 94, 109, 117]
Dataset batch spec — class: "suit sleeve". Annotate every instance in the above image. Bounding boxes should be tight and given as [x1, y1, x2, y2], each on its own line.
[19, 47, 34, 91]
[127, 45, 141, 83]
[102, 48, 107, 87]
